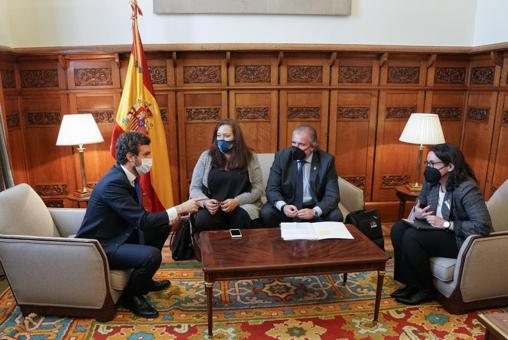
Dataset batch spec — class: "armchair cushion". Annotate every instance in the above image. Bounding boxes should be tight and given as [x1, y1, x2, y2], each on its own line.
[430, 257, 456, 282]
[0, 183, 59, 237]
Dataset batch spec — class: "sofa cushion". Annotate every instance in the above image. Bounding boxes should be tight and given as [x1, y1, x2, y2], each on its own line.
[430, 257, 456, 282]
[0, 183, 59, 237]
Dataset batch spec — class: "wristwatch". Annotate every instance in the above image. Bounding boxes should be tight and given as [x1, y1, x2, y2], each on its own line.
[313, 209, 319, 217]
[443, 221, 451, 230]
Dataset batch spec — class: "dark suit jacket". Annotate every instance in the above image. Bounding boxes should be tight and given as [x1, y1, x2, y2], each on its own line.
[265, 148, 340, 216]
[418, 178, 492, 248]
[76, 165, 169, 255]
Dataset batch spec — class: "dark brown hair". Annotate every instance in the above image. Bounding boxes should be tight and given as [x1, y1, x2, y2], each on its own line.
[208, 119, 252, 170]
[430, 143, 477, 191]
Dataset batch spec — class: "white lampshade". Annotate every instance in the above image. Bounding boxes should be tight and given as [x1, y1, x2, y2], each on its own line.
[56, 114, 104, 146]
[399, 113, 445, 145]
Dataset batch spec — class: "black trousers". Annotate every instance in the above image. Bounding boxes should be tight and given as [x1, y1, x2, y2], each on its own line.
[193, 207, 252, 233]
[260, 203, 343, 228]
[107, 224, 170, 297]
[390, 221, 459, 291]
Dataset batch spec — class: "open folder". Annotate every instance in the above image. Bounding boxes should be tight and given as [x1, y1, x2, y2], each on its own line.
[280, 222, 354, 240]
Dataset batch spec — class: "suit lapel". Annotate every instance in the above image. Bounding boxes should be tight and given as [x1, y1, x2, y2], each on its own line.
[309, 151, 319, 198]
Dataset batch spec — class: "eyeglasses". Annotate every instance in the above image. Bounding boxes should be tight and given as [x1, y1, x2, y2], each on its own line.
[425, 161, 444, 168]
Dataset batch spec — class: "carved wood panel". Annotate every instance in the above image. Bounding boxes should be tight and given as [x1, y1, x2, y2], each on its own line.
[177, 91, 227, 198]
[329, 90, 378, 200]
[176, 55, 227, 87]
[332, 57, 379, 87]
[381, 59, 426, 86]
[0, 68, 16, 88]
[280, 54, 330, 86]
[229, 53, 278, 87]
[462, 92, 498, 191]
[424, 91, 466, 146]
[67, 59, 120, 89]
[3, 96, 28, 183]
[230, 90, 278, 153]
[373, 90, 425, 201]
[147, 58, 175, 87]
[279, 90, 329, 149]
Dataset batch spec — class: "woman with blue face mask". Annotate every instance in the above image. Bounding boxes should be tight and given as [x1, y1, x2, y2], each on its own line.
[189, 119, 263, 233]
[390, 143, 492, 305]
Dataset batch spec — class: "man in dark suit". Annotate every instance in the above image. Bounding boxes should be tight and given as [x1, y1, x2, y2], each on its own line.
[77, 132, 199, 318]
[261, 125, 342, 227]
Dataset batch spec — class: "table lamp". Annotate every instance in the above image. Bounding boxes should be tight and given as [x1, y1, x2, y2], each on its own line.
[56, 113, 104, 198]
[399, 113, 445, 191]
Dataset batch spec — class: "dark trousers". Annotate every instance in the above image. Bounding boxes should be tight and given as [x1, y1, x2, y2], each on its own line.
[260, 203, 343, 228]
[107, 225, 170, 297]
[193, 207, 252, 233]
[390, 221, 459, 291]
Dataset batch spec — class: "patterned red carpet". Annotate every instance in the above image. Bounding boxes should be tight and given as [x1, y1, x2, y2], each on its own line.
[0, 257, 505, 339]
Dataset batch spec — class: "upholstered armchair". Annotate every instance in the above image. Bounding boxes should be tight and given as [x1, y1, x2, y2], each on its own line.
[0, 183, 131, 321]
[431, 179, 508, 314]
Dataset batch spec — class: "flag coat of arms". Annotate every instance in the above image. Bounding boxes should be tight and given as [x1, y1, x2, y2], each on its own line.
[111, 0, 173, 211]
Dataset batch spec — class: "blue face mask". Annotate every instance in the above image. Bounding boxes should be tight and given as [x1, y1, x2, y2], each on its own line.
[216, 140, 234, 154]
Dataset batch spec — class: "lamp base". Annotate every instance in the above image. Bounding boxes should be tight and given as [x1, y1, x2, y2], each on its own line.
[406, 182, 422, 191]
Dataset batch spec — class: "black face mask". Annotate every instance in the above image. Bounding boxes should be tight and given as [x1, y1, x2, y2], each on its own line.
[291, 146, 307, 161]
[424, 166, 442, 185]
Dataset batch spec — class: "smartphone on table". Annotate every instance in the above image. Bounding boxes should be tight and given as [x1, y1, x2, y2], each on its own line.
[229, 228, 242, 238]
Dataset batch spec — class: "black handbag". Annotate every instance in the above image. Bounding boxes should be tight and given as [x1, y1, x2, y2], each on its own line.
[170, 218, 194, 261]
[345, 209, 385, 250]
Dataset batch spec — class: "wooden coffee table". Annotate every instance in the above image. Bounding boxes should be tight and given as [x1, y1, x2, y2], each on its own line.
[198, 225, 390, 336]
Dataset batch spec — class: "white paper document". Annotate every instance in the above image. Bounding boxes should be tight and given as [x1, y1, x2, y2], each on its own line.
[280, 222, 354, 241]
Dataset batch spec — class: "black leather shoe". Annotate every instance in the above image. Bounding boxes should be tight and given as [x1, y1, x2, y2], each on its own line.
[390, 285, 417, 299]
[121, 295, 159, 318]
[396, 289, 434, 305]
[148, 279, 171, 292]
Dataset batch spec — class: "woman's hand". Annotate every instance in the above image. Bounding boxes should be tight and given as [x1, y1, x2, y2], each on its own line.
[205, 199, 220, 215]
[220, 198, 240, 213]
[425, 215, 447, 229]
[414, 199, 434, 219]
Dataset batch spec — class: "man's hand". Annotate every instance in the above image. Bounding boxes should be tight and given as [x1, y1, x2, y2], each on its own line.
[204, 199, 220, 215]
[283, 204, 298, 218]
[221, 198, 240, 213]
[296, 208, 314, 220]
[414, 199, 434, 219]
[176, 199, 200, 215]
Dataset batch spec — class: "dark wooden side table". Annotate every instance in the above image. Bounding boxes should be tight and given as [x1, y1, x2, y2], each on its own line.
[479, 313, 508, 340]
[395, 185, 420, 220]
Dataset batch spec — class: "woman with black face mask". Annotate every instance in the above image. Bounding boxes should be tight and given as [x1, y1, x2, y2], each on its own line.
[390, 143, 492, 305]
[189, 119, 263, 233]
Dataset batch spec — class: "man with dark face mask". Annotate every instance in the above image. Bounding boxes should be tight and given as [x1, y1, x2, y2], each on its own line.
[260, 125, 342, 227]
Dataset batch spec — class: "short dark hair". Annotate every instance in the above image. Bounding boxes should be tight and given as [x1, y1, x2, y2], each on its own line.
[115, 132, 150, 165]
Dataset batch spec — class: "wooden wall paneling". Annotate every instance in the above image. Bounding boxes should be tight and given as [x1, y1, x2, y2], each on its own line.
[3, 96, 28, 184]
[279, 90, 330, 149]
[279, 53, 330, 149]
[427, 57, 468, 89]
[329, 90, 378, 200]
[332, 55, 380, 87]
[373, 90, 425, 201]
[155, 91, 180, 203]
[148, 58, 175, 89]
[17, 60, 66, 91]
[66, 59, 120, 90]
[461, 91, 498, 192]
[468, 55, 501, 88]
[228, 52, 278, 87]
[68, 93, 119, 190]
[229, 90, 278, 153]
[177, 91, 228, 199]
[380, 56, 427, 87]
[21, 95, 72, 205]
[485, 91, 508, 198]
[424, 90, 466, 146]
[176, 52, 227, 88]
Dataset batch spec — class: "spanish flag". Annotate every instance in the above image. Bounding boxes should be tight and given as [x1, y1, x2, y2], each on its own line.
[110, 0, 173, 211]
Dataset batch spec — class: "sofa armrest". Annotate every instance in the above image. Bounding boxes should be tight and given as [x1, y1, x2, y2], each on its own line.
[0, 235, 111, 309]
[455, 231, 508, 302]
[48, 208, 86, 237]
[338, 177, 364, 216]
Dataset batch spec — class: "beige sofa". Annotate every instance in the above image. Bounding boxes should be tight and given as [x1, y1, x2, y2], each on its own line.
[430, 179, 508, 313]
[256, 153, 364, 220]
[0, 183, 131, 321]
